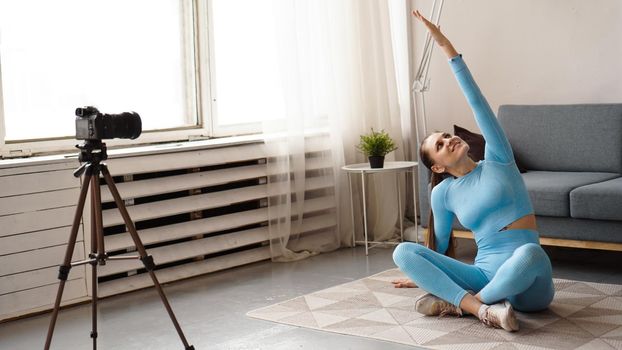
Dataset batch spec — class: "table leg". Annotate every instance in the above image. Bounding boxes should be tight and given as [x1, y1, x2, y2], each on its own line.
[348, 173, 355, 248]
[361, 171, 369, 256]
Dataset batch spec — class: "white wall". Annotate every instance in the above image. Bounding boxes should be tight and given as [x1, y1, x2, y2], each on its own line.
[411, 0, 622, 135]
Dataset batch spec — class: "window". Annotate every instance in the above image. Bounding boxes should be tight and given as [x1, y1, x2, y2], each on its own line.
[209, 0, 284, 136]
[0, 0, 197, 145]
[0, 0, 283, 156]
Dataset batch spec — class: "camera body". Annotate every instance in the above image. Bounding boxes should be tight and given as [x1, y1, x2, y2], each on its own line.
[75, 106, 142, 140]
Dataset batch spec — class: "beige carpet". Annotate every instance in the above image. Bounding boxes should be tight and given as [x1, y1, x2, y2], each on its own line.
[247, 269, 622, 349]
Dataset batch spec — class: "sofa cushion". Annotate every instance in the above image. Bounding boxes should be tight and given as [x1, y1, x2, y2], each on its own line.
[537, 216, 622, 243]
[498, 104, 622, 173]
[521, 171, 620, 217]
[570, 177, 622, 220]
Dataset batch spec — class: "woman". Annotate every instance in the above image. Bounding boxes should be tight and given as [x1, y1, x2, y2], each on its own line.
[392, 10, 554, 332]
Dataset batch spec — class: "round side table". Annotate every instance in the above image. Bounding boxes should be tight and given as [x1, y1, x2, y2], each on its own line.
[342, 161, 418, 255]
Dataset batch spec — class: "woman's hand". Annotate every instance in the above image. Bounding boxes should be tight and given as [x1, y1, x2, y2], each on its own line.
[412, 10, 459, 58]
[391, 278, 417, 288]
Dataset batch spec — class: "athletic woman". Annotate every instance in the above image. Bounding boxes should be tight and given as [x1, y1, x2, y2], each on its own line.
[392, 10, 554, 332]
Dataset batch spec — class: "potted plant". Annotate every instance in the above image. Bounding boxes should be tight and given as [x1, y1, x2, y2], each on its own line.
[356, 128, 398, 168]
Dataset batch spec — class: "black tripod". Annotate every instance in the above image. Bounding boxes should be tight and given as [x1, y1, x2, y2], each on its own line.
[45, 140, 194, 350]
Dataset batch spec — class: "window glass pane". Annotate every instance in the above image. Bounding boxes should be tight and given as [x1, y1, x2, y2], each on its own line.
[211, 0, 284, 127]
[0, 0, 195, 141]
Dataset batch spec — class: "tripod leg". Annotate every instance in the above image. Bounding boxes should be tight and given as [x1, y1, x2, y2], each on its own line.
[45, 170, 93, 350]
[101, 166, 194, 350]
[90, 175, 100, 350]
[93, 173, 106, 263]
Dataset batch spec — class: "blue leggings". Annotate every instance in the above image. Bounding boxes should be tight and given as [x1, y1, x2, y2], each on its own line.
[392, 229, 554, 312]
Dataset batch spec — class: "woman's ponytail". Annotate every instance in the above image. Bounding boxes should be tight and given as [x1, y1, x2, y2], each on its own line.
[424, 172, 456, 257]
[420, 136, 456, 257]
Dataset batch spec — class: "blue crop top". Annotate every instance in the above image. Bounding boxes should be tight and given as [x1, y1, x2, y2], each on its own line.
[430, 55, 534, 254]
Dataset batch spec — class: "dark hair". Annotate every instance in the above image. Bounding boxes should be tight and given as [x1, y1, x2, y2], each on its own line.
[420, 135, 456, 257]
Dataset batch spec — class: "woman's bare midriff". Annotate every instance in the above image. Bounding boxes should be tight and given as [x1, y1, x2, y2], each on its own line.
[500, 214, 538, 232]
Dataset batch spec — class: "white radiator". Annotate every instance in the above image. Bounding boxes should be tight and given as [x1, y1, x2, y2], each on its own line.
[0, 138, 337, 321]
[0, 160, 88, 321]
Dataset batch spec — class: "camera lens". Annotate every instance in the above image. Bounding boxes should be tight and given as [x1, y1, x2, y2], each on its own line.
[102, 112, 142, 139]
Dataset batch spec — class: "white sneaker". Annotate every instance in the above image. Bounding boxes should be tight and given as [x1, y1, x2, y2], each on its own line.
[415, 293, 463, 317]
[478, 300, 519, 332]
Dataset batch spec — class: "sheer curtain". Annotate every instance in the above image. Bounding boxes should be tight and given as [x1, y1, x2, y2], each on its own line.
[263, 0, 412, 261]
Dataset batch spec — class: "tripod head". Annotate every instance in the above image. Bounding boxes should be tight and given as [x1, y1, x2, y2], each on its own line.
[73, 139, 108, 178]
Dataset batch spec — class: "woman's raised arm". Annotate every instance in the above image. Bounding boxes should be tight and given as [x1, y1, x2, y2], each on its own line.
[412, 10, 458, 59]
[412, 10, 515, 164]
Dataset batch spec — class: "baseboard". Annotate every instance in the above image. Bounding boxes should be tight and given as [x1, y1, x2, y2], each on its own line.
[449, 230, 622, 252]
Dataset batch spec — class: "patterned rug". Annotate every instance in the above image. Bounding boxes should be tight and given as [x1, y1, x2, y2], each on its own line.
[247, 269, 622, 349]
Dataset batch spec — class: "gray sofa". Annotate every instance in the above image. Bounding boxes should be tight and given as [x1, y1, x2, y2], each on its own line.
[418, 104, 622, 250]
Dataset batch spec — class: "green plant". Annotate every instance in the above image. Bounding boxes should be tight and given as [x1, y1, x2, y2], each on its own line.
[356, 128, 398, 157]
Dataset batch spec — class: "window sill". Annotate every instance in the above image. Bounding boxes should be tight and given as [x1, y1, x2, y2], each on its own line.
[0, 134, 265, 170]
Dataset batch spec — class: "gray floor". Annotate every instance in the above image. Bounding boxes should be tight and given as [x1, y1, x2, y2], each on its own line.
[1, 239, 621, 350]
